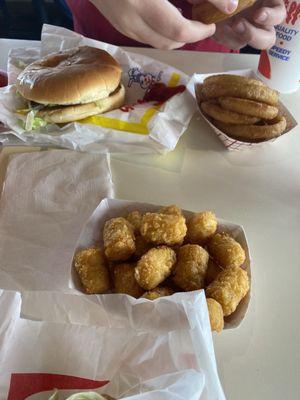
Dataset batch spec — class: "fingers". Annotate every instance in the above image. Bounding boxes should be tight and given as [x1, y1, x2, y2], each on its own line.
[232, 18, 276, 49]
[209, 0, 239, 14]
[142, 0, 215, 43]
[92, 0, 215, 49]
[253, 0, 287, 26]
[214, 25, 248, 49]
[116, 19, 185, 50]
[213, 0, 286, 50]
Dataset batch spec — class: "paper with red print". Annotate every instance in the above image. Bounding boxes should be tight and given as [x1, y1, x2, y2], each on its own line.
[257, 0, 300, 93]
[0, 290, 225, 400]
[0, 24, 196, 154]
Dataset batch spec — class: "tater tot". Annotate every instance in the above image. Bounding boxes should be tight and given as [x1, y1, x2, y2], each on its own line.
[186, 211, 217, 244]
[134, 235, 153, 260]
[173, 244, 209, 291]
[74, 247, 110, 294]
[142, 286, 174, 300]
[206, 266, 250, 316]
[159, 204, 182, 216]
[112, 262, 144, 298]
[205, 258, 223, 286]
[140, 213, 187, 246]
[135, 246, 177, 290]
[206, 298, 224, 332]
[126, 210, 143, 234]
[208, 232, 246, 268]
[103, 217, 135, 261]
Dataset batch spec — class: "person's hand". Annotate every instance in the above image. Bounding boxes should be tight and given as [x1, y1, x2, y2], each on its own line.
[90, 0, 216, 49]
[212, 0, 286, 49]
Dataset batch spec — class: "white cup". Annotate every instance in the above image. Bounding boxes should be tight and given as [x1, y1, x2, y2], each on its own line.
[257, 0, 300, 93]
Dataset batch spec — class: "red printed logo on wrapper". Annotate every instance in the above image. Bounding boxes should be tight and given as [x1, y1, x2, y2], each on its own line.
[120, 83, 186, 112]
[7, 373, 109, 400]
[284, 0, 300, 25]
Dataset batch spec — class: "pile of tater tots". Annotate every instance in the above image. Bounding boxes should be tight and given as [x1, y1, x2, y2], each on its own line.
[74, 205, 250, 332]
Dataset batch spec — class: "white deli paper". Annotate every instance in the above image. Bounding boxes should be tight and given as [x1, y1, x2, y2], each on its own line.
[0, 290, 226, 400]
[0, 24, 196, 154]
[0, 150, 113, 291]
[71, 198, 251, 329]
[188, 69, 297, 151]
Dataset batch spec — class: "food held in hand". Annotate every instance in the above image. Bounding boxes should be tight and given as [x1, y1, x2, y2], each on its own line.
[103, 217, 135, 261]
[173, 244, 209, 291]
[205, 258, 223, 286]
[208, 232, 246, 268]
[142, 286, 174, 300]
[186, 211, 217, 244]
[74, 247, 110, 294]
[192, 0, 257, 24]
[126, 210, 143, 234]
[196, 74, 287, 142]
[112, 262, 144, 298]
[206, 266, 250, 316]
[206, 298, 224, 332]
[140, 212, 187, 246]
[16, 46, 125, 126]
[135, 246, 177, 290]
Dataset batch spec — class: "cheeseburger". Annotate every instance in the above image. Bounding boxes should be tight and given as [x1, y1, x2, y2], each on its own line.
[16, 46, 125, 128]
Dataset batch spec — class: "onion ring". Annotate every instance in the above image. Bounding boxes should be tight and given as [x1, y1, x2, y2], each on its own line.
[201, 101, 260, 125]
[200, 83, 279, 106]
[204, 74, 265, 88]
[195, 83, 204, 104]
[212, 116, 287, 142]
[219, 97, 279, 120]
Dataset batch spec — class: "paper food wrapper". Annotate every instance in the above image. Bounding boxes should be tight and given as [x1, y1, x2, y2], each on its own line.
[71, 198, 251, 330]
[0, 150, 114, 291]
[0, 290, 225, 399]
[188, 69, 297, 151]
[0, 24, 196, 154]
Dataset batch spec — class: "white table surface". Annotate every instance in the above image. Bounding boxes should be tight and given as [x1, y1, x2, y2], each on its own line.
[1, 39, 300, 400]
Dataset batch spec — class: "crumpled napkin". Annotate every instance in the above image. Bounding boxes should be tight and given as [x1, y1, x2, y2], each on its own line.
[0, 150, 114, 291]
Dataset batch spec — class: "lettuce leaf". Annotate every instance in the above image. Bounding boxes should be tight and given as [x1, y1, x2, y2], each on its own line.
[24, 110, 47, 131]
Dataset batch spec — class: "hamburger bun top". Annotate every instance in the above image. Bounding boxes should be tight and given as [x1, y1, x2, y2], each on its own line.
[16, 46, 122, 106]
